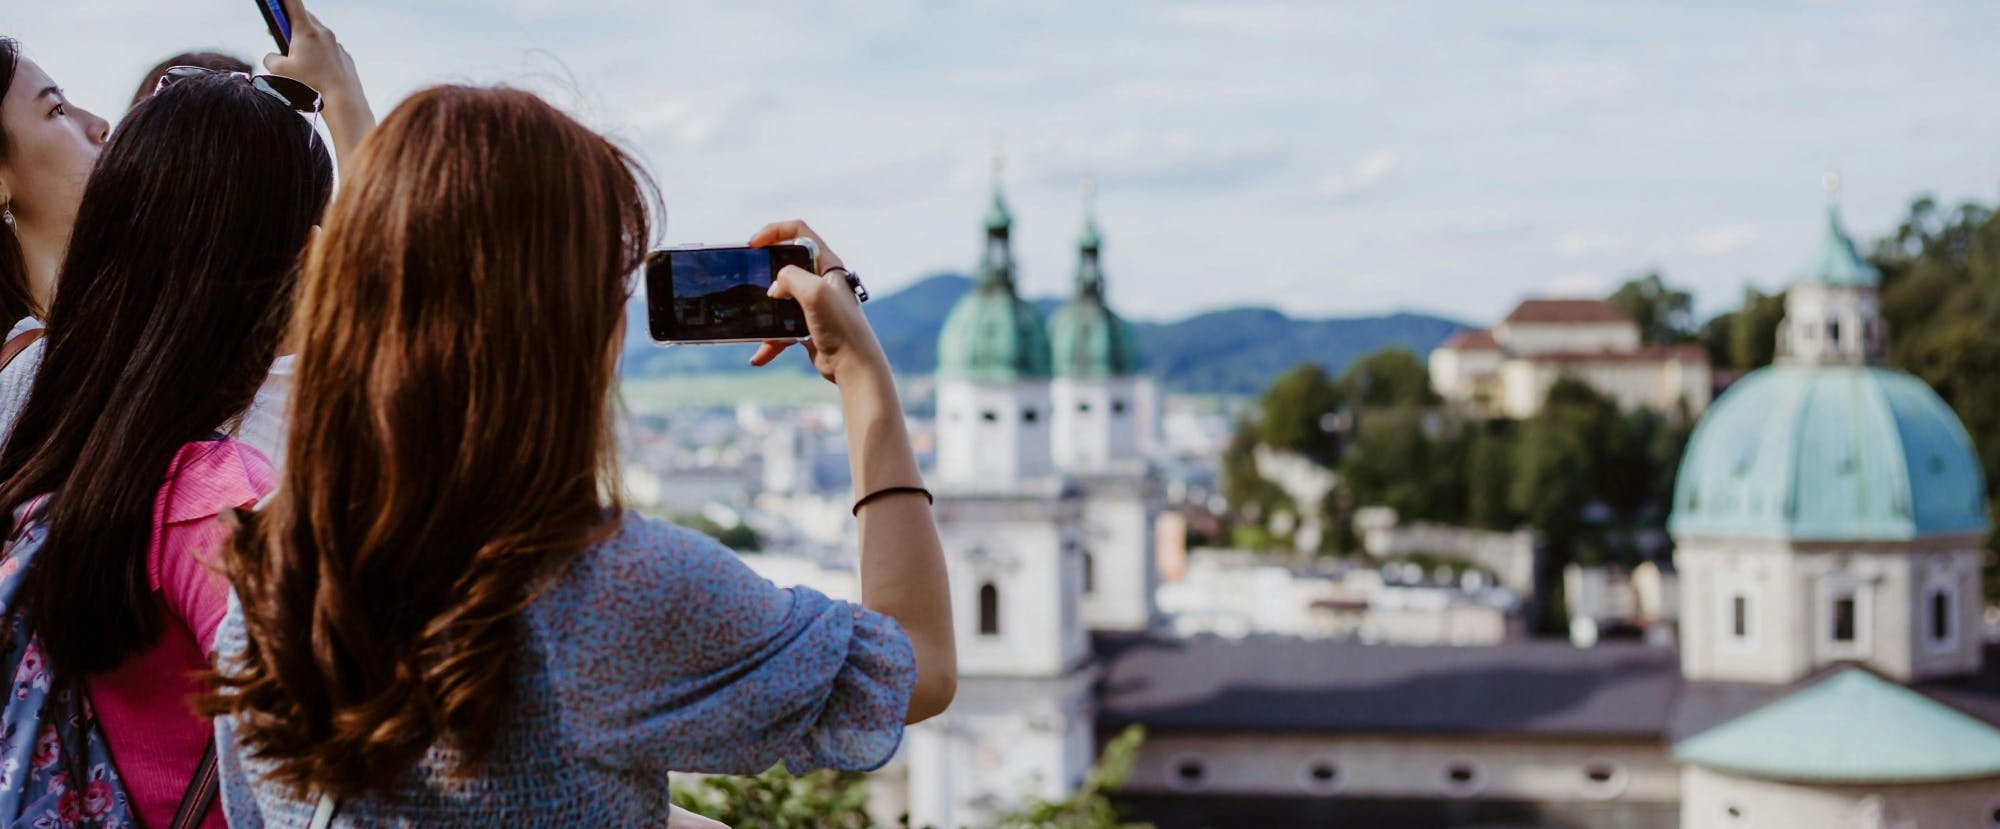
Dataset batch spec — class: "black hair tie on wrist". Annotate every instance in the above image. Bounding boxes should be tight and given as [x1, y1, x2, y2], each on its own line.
[853, 485, 933, 516]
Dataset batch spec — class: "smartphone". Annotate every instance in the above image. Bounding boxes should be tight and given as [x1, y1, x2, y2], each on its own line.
[255, 0, 293, 55]
[646, 245, 815, 344]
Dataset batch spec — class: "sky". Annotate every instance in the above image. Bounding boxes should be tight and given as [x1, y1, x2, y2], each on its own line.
[13, 0, 2000, 325]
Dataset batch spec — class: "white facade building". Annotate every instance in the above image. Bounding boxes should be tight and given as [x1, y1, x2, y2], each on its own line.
[1431, 298, 1713, 419]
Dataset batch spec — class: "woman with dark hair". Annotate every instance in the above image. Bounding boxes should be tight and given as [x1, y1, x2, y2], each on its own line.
[209, 85, 955, 826]
[0, 0, 373, 451]
[0, 39, 109, 335]
[0, 68, 334, 829]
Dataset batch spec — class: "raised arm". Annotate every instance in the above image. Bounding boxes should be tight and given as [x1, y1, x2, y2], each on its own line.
[262, 0, 377, 172]
[750, 220, 957, 724]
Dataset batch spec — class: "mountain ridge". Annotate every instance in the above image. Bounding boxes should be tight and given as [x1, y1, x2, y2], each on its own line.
[623, 274, 1468, 395]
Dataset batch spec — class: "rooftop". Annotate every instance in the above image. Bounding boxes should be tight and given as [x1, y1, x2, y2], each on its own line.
[1095, 633, 1679, 738]
[1502, 299, 1633, 326]
[1674, 667, 2000, 783]
[1440, 329, 1500, 350]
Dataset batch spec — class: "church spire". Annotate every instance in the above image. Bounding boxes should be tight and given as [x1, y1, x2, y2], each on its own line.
[1075, 176, 1104, 300]
[979, 152, 1015, 290]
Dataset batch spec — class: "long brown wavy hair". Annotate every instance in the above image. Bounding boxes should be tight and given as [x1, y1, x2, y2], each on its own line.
[208, 85, 653, 798]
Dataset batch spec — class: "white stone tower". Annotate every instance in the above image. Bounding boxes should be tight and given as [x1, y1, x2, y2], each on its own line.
[1048, 189, 1161, 633]
[906, 174, 1095, 829]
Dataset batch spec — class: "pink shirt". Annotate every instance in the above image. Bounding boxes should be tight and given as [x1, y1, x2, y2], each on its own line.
[88, 440, 274, 829]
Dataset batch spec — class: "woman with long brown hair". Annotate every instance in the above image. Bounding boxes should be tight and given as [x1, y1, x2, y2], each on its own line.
[210, 84, 955, 826]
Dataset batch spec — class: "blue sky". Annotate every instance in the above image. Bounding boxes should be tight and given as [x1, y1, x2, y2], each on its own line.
[13, 1, 2000, 324]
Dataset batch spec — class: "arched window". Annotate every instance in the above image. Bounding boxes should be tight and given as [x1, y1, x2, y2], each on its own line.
[978, 583, 1000, 636]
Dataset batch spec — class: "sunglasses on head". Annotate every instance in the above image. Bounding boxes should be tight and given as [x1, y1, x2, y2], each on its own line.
[153, 66, 324, 116]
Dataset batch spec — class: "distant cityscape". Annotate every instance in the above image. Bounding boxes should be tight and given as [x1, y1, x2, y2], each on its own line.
[620, 179, 2000, 829]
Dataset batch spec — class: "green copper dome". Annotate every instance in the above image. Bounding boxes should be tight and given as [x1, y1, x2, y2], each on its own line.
[1049, 215, 1140, 378]
[1799, 207, 1882, 287]
[938, 185, 1052, 382]
[1675, 668, 2000, 783]
[1669, 365, 1988, 541]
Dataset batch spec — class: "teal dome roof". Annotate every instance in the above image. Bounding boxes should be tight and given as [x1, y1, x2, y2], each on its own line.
[1670, 366, 1988, 541]
[938, 287, 1052, 382]
[1049, 299, 1139, 379]
[1799, 207, 1881, 287]
[1049, 213, 1140, 378]
[939, 184, 1051, 382]
[1675, 668, 2000, 783]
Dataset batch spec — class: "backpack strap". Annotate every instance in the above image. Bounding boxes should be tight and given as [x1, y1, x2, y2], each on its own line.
[166, 740, 220, 829]
[0, 327, 42, 373]
[308, 792, 339, 829]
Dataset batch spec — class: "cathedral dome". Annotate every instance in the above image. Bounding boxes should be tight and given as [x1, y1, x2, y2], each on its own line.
[938, 285, 1053, 383]
[1049, 215, 1140, 378]
[938, 185, 1053, 383]
[1049, 299, 1140, 379]
[1669, 365, 1987, 541]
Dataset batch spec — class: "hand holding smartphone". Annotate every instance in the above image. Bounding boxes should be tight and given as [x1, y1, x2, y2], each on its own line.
[646, 244, 817, 344]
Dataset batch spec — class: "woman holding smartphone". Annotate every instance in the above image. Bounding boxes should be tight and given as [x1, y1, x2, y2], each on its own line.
[0, 0, 374, 448]
[209, 85, 954, 827]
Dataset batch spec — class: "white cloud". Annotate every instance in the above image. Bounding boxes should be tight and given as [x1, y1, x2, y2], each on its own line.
[1689, 224, 1759, 255]
[1554, 230, 1631, 258]
[1320, 150, 1403, 200]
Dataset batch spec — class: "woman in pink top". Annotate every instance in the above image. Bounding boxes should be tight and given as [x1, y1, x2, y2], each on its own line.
[0, 64, 333, 827]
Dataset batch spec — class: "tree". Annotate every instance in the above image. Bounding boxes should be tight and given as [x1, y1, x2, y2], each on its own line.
[671, 768, 873, 828]
[1608, 271, 1696, 345]
[1726, 288, 1785, 371]
[1869, 196, 2000, 597]
[1341, 347, 1434, 408]
[993, 727, 1154, 829]
[1465, 424, 1519, 530]
[1338, 407, 1434, 520]
[1256, 364, 1344, 466]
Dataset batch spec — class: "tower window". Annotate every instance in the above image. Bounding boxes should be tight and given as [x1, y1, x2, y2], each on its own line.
[1111, 399, 1128, 415]
[1931, 587, 1956, 647]
[1082, 551, 1095, 595]
[1829, 320, 1842, 347]
[1821, 580, 1871, 655]
[1730, 594, 1749, 640]
[978, 583, 1000, 636]
[1022, 408, 1039, 424]
[980, 410, 999, 423]
[1832, 596, 1857, 643]
[1078, 402, 1092, 414]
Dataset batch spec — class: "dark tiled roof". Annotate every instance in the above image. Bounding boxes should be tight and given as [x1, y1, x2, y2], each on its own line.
[1503, 299, 1632, 325]
[1094, 633, 1680, 738]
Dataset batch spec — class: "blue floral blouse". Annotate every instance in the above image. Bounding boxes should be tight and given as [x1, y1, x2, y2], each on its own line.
[212, 513, 917, 827]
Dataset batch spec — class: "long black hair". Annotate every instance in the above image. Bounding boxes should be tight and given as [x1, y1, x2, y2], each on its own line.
[0, 73, 333, 677]
[0, 38, 40, 325]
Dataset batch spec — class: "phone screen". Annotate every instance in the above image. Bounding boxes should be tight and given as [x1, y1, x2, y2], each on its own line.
[258, 0, 293, 53]
[646, 246, 812, 342]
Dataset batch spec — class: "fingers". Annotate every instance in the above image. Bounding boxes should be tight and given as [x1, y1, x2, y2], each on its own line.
[767, 265, 821, 303]
[281, 0, 321, 35]
[748, 220, 815, 249]
[749, 341, 792, 367]
[263, 53, 286, 73]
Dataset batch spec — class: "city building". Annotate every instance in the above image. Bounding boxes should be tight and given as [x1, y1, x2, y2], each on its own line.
[1430, 297, 1713, 419]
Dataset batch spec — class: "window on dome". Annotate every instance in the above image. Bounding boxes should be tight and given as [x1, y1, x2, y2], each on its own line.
[1730, 594, 1749, 640]
[1082, 550, 1095, 595]
[1821, 579, 1871, 656]
[1828, 320, 1842, 347]
[978, 583, 1000, 636]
